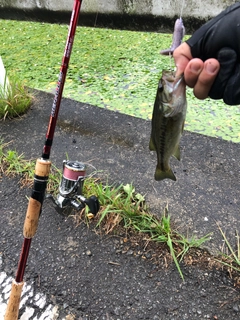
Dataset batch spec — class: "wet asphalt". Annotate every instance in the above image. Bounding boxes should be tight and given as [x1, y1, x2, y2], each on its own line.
[0, 89, 240, 319]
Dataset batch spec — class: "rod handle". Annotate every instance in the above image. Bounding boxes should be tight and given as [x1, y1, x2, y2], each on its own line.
[35, 158, 51, 177]
[4, 280, 24, 320]
[23, 197, 41, 238]
[23, 158, 51, 238]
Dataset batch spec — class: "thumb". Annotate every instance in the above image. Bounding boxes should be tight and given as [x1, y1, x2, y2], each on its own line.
[173, 43, 193, 76]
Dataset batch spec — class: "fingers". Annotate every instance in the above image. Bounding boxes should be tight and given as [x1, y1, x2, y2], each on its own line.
[183, 58, 204, 87]
[173, 43, 220, 99]
[189, 59, 220, 99]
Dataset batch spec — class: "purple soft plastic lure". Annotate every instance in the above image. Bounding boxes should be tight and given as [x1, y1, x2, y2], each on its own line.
[160, 17, 185, 55]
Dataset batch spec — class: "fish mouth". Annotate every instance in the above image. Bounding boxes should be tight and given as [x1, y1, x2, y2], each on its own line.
[163, 72, 184, 89]
[174, 74, 184, 84]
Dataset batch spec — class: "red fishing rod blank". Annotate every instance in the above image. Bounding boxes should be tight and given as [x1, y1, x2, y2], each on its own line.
[4, 1, 83, 319]
[43, 0, 82, 159]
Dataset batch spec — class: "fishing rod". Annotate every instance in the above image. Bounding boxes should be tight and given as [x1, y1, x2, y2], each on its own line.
[4, 1, 92, 318]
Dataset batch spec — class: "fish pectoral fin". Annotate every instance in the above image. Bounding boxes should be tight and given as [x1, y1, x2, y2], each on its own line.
[149, 137, 156, 151]
[172, 145, 181, 161]
[154, 167, 177, 181]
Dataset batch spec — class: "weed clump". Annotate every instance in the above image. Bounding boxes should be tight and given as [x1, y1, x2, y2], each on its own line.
[0, 75, 32, 119]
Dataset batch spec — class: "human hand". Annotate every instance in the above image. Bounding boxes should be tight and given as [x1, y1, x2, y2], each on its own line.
[173, 43, 220, 101]
[173, 3, 240, 105]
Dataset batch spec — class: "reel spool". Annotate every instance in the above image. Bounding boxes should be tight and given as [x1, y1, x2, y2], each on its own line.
[59, 160, 86, 198]
[48, 160, 99, 215]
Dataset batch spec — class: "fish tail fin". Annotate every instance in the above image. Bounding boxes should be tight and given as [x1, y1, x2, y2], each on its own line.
[149, 137, 156, 151]
[154, 167, 177, 181]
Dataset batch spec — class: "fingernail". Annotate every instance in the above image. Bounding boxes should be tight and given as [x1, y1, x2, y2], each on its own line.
[190, 64, 201, 74]
[205, 62, 218, 74]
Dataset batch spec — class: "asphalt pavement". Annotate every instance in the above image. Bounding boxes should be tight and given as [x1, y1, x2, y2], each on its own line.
[0, 90, 240, 319]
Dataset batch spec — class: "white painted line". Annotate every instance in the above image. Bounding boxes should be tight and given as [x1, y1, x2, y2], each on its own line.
[0, 271, 63, 319]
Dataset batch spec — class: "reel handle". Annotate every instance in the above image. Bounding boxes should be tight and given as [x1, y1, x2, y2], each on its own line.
[73, 195, 100, 215]
[84, 195, 100, 215]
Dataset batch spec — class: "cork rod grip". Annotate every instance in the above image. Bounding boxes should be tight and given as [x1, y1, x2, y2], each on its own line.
[35, 158, 51, 177]
[23, 158, 51, 238]
[23, 197, 41, 238]
[4, 280, 24, 320]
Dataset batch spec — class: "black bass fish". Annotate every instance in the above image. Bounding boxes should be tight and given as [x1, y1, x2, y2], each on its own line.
[160, 17, 185, 55]
[149, 70, 187, 181]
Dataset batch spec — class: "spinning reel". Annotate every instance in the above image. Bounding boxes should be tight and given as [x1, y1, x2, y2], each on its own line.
[48, 160, 100, 215]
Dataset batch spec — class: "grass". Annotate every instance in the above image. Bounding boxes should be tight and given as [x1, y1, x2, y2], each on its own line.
[0, 141, 212, 280]
[0, 141, 61, 192]
[0, 73, 32, 119]
[215, 224, 240, 273]
[0, 19, 239, 142]
[1, 141, 240, 279]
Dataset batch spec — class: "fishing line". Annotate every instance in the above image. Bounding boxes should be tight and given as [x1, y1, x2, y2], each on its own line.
[92, 0, 100, 27]
[174, 0, 185, 17]
[180, 0, 185, 18]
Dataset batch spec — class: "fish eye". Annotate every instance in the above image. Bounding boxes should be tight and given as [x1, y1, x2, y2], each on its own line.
[158, 82, 163, 92]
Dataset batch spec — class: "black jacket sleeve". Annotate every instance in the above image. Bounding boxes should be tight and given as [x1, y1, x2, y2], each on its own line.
[186, 3, 240, 105]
